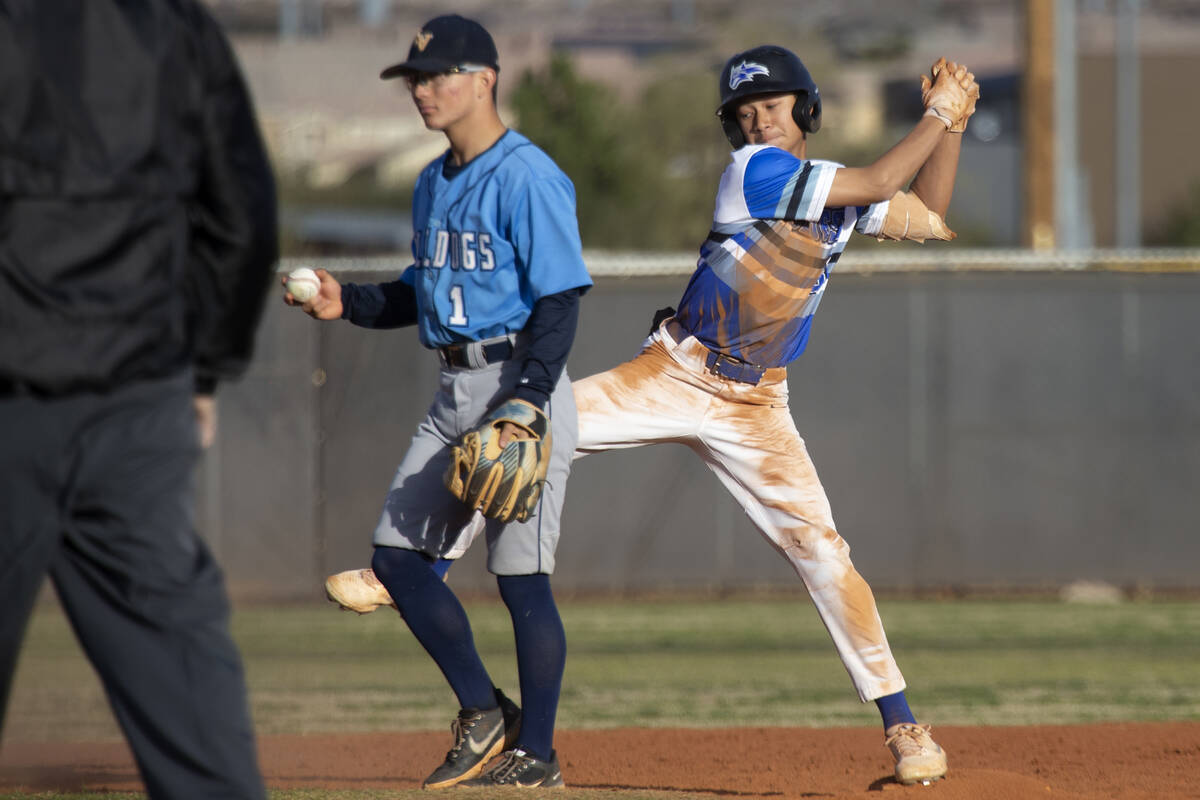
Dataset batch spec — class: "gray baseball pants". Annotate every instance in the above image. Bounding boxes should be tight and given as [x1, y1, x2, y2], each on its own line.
[371, 342, 578, 575]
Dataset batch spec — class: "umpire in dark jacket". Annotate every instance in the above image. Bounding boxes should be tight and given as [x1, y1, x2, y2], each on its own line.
[0, 2, 276, 797]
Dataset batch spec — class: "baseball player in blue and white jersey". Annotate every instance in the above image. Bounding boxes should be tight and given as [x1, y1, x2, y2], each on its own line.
[286, 14, 590, 790]
[567, 47, 978, 785]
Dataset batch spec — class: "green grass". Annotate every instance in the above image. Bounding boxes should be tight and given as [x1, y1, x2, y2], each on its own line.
[7, 596, 1200, 743]
[5, 596, 1200, 799]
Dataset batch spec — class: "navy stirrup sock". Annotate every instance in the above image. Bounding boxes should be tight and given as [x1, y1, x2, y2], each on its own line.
[876, 691, 917, 731]
[497, 573, 565, 763]
[371, 547, 494, 710]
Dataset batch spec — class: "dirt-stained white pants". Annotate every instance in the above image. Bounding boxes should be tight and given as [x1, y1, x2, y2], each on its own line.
[572, 323, 906, 702]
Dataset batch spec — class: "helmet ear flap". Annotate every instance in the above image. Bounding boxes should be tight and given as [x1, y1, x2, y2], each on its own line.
[792, 92, 822, 134]
[718, 107, 746, 148]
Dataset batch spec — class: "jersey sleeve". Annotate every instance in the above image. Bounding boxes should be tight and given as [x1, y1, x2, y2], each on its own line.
[340, 277, 418, 329]
[509, 175, 593, 300]
[854, 199, 890, 237]
[742, 149, 839, 223]
[512, 287, 582, 407]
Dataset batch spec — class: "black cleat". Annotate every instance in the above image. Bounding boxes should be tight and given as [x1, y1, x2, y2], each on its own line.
[422, 705, 508, 789]
[460, 747, 565, 788]
[422, 687, 521, 789]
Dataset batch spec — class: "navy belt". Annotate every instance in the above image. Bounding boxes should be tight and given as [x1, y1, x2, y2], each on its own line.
[663, 317, 767, 386]
[438, 337, 514, 369]
[704, 351, 767, 385]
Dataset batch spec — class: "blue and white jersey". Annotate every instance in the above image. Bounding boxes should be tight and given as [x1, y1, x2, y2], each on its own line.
[673, 144, 889, 367]
[402, 129, 592, 348]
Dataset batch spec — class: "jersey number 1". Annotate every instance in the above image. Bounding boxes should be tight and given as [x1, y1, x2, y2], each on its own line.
[448, 285, 468, 326]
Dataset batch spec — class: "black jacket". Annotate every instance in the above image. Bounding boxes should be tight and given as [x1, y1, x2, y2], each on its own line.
[0, 0, 277, 394]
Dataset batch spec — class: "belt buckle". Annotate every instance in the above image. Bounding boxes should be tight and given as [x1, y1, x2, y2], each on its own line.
[706, 351, 764, 385]
[441, 343, 466, 368]
[707, 351, 739, 378]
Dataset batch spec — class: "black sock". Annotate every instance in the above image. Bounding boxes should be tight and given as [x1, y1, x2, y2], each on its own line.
[372, 546, 494, 710]
[497, 573, 565, 762]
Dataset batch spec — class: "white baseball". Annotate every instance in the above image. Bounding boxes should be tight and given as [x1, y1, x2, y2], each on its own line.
[286, 267, 320, 303]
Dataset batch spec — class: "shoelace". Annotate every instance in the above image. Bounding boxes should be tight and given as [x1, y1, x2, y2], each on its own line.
[886, 724, 931, 756]
[485, 750, 532, 783]
[444, 713, 480, 762]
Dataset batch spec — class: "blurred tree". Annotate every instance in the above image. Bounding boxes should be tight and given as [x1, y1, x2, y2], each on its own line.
[512, 54, 725, 250]
[1153, 181, 1200, 246]
[511, 54, 643, 248]
[630, 67, 733, 249]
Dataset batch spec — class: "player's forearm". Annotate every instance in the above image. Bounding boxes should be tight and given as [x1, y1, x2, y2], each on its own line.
[511, 287, 582, 407]
[826, 117, 946, 207]
[340, 280, 418, 328]
[907, 131, 962, 219]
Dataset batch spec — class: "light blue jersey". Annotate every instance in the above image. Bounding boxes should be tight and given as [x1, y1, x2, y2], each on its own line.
[401, 129, 592, 348]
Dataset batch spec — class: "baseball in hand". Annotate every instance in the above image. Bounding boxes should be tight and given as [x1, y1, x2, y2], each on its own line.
[286, 267, 321, 303]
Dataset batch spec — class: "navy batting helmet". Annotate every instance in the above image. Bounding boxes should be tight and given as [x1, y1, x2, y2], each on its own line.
[716, 45, 821, 147]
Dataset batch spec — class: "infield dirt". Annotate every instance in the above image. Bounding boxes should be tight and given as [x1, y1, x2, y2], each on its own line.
[2, 721, 1198, 799]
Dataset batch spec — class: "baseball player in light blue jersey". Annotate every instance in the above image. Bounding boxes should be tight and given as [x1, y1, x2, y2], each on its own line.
[286, 14, 590, 790]
[566, 47, 978, 786]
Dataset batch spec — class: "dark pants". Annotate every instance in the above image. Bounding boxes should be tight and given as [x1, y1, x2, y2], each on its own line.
[0, 372, 264, 800]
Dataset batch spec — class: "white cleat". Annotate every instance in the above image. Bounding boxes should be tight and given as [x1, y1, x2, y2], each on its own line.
[324, 568, 394, 614]
[885, 723, 948, 785]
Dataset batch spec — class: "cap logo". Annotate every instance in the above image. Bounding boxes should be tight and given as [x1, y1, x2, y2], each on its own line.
[414, 30, 433, 51]
[729, 61, 769, 90]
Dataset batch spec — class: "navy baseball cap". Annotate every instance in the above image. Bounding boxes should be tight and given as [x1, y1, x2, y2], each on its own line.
[380, 15, 499, 80]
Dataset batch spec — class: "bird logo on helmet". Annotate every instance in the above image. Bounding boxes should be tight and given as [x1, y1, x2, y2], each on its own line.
[728, 61, 770, 90]
[716, 45, 822, 148]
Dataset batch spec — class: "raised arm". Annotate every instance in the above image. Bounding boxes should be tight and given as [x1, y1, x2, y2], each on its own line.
[909, 60, 978, 216]
[825, 116, 948, 208]
[826, 58, 978, 210]
[907, 128, 963, 218]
